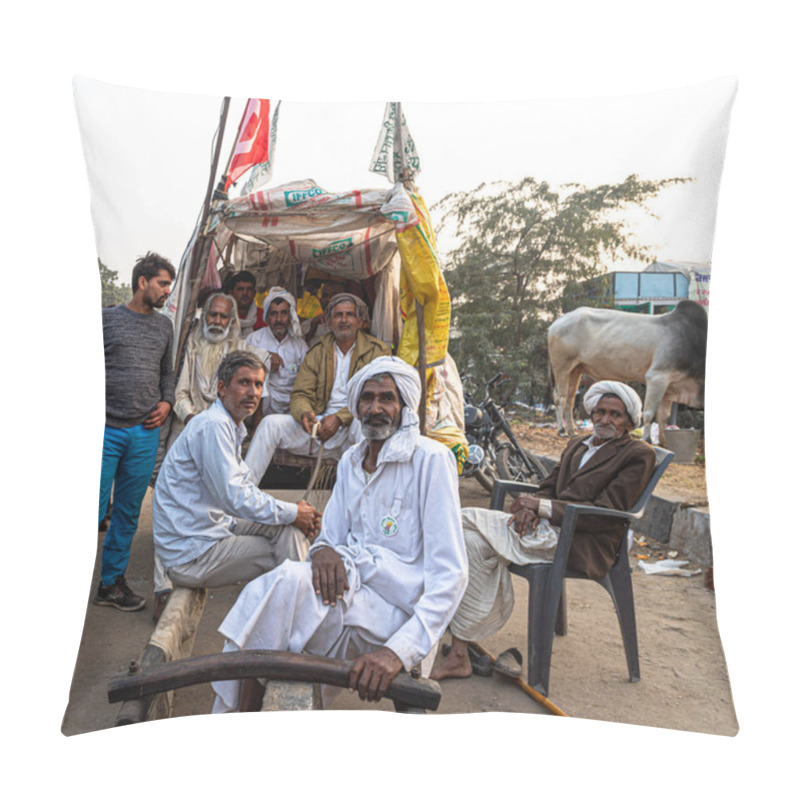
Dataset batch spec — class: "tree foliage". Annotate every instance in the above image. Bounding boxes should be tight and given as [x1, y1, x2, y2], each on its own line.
[98, 258, 129, 307]
[435, 174, 689, 403]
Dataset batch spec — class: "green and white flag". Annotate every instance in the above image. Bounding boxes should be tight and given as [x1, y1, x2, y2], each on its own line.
[369, 102, 421, 184]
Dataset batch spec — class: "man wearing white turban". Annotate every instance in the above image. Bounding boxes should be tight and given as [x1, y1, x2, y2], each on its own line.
[211, 356, 468, 710]
[432, 380, 655, 680]
[246, 287, 308, 418]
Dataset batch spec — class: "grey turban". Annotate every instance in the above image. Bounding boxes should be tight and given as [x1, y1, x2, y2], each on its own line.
[583, 381, 643, 427]
[326, 292, 369, 321]
[346, 356, 422, 419]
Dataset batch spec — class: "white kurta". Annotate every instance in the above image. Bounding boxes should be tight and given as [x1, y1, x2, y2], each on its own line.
[153, 399, 299, 569]
[212, 426, 468, 712]
[245, 327, 308, 414]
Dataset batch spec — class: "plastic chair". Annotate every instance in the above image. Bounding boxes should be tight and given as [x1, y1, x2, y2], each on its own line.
[489, 446, 674, 696]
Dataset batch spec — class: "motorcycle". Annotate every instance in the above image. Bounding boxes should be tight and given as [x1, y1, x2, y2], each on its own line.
[461, 372, 548, 492]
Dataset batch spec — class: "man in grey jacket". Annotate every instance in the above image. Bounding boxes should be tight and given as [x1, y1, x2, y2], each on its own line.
[95, 252, 176, 612]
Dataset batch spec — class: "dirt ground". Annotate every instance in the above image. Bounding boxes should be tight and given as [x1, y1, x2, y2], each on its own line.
[62, 432, 736, 736]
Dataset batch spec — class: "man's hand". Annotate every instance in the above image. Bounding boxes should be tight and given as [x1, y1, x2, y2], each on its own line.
[311, 546, 349, 606]
[300, 411, 318, 436]
[267, 352, 284, 373]
[143, 401, 171, 430]
[348, 647, 403, 703]
[509, 496, 540, 536]
[316, 414, 342, 443]
[294, 500, 321, 539]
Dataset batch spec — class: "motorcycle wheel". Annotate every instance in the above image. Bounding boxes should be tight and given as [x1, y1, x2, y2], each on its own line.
[496, 445, 548, 485]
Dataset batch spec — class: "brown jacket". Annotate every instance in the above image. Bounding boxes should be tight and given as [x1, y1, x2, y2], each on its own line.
[289, 330, 391, 428]
[536, 433, 656, 579]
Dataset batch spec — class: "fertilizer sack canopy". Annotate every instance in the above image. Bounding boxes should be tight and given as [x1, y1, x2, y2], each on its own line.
[218, 179, 419, 280]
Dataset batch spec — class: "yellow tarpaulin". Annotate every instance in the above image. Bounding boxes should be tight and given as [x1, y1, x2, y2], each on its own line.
[396, 192, 451, 367]
[395, 191, 467, 472]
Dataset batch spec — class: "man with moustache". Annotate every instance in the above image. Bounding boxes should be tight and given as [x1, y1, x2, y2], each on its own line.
[153, 351, 320, 593]
[170, 292, 265, 444]
[95, 252, 176, 612]
[151, 292, 267, 617]
[431, 380, 656, 680]
[245, 293, 390, 485]
[227, 270, 259, 337]
[211, 357, 468, 711]
[246, 287, 308, 418]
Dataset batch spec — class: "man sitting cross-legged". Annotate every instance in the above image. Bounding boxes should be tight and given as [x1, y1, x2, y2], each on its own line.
[246, 287, 308, 421]
[244, 292, 390, 485]
[153, 351, 321, 593]
[211, 357, 468, 711]
[431, 380, 656, 680]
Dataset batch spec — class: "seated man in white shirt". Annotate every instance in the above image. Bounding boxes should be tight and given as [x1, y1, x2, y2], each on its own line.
[211, 357, 468, 711]
[153, 351, 321, 592]
[246, 287, 308, 421]
[244, 293, 390, 485]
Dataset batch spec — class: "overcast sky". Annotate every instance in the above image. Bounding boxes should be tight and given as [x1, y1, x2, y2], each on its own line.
[74, 76, 735, 284]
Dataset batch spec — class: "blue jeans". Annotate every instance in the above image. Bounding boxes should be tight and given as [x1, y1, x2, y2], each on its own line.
[98, 424, 159, 586]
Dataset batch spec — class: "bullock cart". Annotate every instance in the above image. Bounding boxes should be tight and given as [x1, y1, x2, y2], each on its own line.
[108, 587, 440, 720]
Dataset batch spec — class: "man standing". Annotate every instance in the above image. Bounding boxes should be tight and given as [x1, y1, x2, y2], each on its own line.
[95, 252, 176, 612]
[431, 380, 656, 679]
[227, 271, 259, 337]
[246, 287, 308, 418]
[245, 293, 390, 485]
[153, 351, 320, 590]
[212, 357, 468, 711]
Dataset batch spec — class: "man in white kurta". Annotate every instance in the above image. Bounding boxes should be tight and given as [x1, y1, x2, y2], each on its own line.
[245, 287, 308, 416]
[153, 351, 321, 591]
[212, 356, 468, 711]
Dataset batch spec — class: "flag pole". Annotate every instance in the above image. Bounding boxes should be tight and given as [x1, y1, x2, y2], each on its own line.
[175, 96, 231, 363]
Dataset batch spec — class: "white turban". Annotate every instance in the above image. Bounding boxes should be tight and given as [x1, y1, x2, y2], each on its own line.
[347, 356, 422, 423]
[262, 287, 302, 338]
[583, 381, 643, 428]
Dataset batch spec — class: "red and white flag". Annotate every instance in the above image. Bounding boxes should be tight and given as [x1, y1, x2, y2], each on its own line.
[225, 98, 272, 192]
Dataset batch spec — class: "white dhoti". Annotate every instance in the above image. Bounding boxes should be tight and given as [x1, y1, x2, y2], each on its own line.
[244, 414, 359, 485]
[211, 558, 413, 713]
[449, 507, 559, 642]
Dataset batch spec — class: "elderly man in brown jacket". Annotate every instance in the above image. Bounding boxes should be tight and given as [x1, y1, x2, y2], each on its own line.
[431, 380, 656, 680]
[245, 293, 390, 484]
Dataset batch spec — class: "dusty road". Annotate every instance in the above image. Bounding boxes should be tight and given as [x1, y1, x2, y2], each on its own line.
[62, 463, 736, 736]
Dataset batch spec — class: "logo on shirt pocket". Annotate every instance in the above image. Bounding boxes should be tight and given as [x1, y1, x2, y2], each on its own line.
[380, 515, 398, 537]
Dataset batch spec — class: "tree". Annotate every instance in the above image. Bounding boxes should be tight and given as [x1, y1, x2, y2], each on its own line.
[98, 258, 129, 307]
[435, 174, 689, 403]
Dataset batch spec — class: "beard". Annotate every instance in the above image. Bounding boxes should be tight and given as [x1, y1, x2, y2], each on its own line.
[196, 335, 232, 377]
[203, 317, 231, 344]
[361, 413, 401, 441]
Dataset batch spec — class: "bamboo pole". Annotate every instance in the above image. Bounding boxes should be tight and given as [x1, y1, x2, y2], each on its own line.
[174, 97, 231, 362]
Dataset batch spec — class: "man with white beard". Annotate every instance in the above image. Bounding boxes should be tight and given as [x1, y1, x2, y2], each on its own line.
[211, 357, 468, 711]
[151, 292, 266, 618]
[169, 293, 265, 446]
[431, 380, 656, 681]
[246, 287, 308, 419]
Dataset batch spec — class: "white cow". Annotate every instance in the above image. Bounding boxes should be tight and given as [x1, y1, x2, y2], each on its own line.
[548, 301, 707, 442]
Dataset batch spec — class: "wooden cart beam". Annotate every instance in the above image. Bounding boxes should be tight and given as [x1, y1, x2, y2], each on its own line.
[108, 649, 441, 711]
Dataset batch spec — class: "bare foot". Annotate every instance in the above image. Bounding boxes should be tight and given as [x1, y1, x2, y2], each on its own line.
[431, 646, 473, 680]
